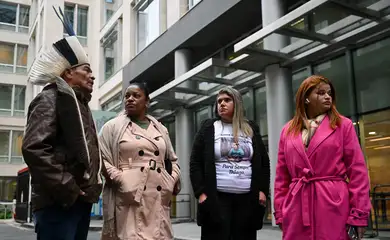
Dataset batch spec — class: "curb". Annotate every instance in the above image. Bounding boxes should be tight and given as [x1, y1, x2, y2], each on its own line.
[20, 223, 34, 230]
[88, 225, 103, 231]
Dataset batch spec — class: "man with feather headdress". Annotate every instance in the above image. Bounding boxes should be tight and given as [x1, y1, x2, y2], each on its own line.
[21, 7, 103, 240]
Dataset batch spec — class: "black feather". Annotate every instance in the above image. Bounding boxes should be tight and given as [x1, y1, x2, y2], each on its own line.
[53, 39, 79, 66]
[58, 7, 75, 35]
[53, 6, 75, 36]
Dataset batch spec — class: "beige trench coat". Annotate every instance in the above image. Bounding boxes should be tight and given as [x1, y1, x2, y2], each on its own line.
[99, 114, 181, 240]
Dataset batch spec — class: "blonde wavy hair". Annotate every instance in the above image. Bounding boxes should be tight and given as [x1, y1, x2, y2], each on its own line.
[215, 87, 253, 142]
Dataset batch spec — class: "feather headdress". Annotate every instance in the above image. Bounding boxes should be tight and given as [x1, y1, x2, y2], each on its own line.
[28, 6, 89, 85]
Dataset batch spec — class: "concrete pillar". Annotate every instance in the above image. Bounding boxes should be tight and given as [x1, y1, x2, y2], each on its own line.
[261, 0, 293, 226]
[174, 49, 193, 219]
[24, 81, 33, 115]
[88, 0, 102, 110]
[122, 0, 133, 64]
[174, 49, 192, 78]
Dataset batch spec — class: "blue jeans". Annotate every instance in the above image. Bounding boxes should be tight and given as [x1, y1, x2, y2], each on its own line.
[33, 199, 92, 240]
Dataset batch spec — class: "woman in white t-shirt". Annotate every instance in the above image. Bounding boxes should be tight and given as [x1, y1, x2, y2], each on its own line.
[190, 86, 270, 240]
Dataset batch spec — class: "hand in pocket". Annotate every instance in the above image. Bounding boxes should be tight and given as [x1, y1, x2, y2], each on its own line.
[117, 170, 139, 205]
[160, 169, 176, 205]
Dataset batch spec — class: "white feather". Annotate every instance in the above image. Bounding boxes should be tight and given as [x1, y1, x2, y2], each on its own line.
[28, 47, 71, 85]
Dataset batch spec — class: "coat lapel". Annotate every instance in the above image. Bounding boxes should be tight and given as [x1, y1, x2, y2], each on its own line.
[149, 123, 164, 141]
[130, 120, 160, 150]
[291, 133, 313, 171]
[307, 115, 336, 158]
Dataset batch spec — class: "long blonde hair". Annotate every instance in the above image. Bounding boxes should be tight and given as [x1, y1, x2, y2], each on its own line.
[215, 87, 253, 142]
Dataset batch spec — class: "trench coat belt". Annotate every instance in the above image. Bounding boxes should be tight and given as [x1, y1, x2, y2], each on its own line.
[129, 160, 164, 203]
[291, 168, 346, 227]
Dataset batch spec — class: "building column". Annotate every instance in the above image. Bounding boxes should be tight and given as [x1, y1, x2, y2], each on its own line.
[174, 49, 193, 219]
[261, 0, 293, 226]
[88, 0, 102, 110]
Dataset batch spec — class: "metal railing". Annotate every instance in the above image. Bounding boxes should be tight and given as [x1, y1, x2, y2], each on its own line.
[170, 194, 192, 221]
[367, 184, 390, 238]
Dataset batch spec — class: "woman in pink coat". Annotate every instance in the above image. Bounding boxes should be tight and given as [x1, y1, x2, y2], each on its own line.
[274, 75, 371, 240]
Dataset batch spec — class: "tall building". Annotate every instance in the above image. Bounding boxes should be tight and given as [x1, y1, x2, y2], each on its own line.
[0, 0, 30, 202]
[0, 0, 101, 203]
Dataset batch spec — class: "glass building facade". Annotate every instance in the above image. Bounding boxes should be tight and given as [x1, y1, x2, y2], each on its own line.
[118, 0, 390, 230]
[161, 36, 390, 223]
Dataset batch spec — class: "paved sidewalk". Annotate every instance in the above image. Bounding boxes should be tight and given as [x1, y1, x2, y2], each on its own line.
[14, 219, 390, 240]
[173, 222, 282, 240]
[18, 219, 282, 240]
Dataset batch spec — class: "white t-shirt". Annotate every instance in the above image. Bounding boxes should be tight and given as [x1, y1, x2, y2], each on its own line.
[214, 121, 253, 194]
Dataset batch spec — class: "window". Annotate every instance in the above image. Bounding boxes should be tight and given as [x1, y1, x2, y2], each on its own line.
[102, 0, 122, 26]
[0, 84, 12, 116]
[353, 37, 390, 113]
[0, 2, 16, 30]
[64, 5, 74, 33]
[242, 91, 254, 121]
[63, 4, 88, 46]
[102, 23, 121, 81]
[101, 92, 122, 112]
[359, 110, 390, 192]
[255, 87, 267, 136]
[137, 0, 162, 52]
[0, 42, 14, 73]
[16, 45, 27, 73]
[13, 85, 25, 116]
[0, 131, 9, 163]
[11, 131, 23, 163]
[0, 2, 29, 33]
[162, 120, 176, 150]
[0, 84, 26, 117]
[77, 6, 88, 37]
[111, 104, 121, 113]
[0, 42, 28, 74]
[188, 0, 201, 9]
[19, 5, 29, 32]
[195, 107, 210, 132]
[292, 67, 311, 102]
[313, 56, 353, 117]
[290, 17, 308, 44]
[0, 130, 23, 164]
[311, 4, 349, 33]
[0, 177, 16, 202]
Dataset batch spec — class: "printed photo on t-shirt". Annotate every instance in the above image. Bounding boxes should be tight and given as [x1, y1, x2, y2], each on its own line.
[220, 134, 252, 162]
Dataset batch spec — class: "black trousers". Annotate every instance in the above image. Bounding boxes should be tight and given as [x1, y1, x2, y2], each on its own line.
[201, 192, 257, 240]
[33, 199, 92, 240]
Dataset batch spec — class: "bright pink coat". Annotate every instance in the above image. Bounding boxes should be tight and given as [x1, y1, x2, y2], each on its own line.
[274, 116, 371, 240]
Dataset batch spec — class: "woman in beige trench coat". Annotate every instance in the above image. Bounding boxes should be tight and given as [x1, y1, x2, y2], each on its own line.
[99, 82, 181, 240]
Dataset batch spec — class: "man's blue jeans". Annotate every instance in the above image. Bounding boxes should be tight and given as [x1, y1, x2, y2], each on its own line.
[33, 199, 93, 240]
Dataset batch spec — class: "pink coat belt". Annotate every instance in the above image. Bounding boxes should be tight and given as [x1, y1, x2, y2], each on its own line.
[291, 168, 346, 226]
